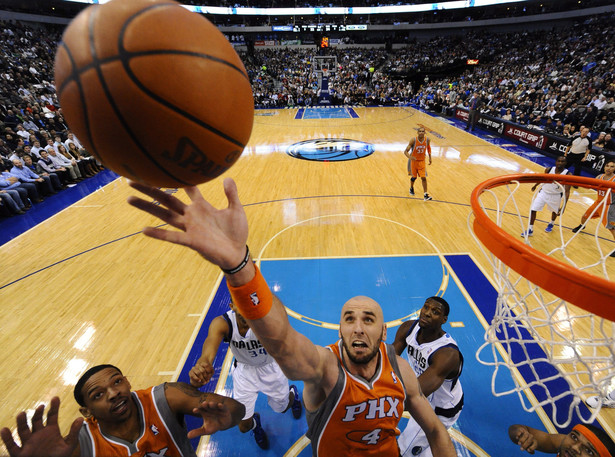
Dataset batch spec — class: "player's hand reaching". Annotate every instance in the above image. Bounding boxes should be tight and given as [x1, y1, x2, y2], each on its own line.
[513, 427, 538, 454]
[187, 400, 240, 438]
[128, 178, 249, 271]
[189, 360, 215, 387]
[0, 397, 83, 457]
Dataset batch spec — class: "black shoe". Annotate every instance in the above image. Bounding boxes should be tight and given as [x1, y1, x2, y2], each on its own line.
[252, 413, 269, 450]
[610, 251, 615, 258]
[15, 210, 26, 215]
[571, 224, 583, 233]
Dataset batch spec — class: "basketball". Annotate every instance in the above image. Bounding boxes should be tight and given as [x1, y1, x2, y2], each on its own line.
[53, 0, 254, 188]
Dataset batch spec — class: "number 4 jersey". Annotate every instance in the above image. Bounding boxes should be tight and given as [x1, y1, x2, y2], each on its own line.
[306, 341, 406, 456]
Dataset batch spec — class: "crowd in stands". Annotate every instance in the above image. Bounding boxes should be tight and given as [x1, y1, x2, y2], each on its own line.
[241, 47, 413, 107]
[0, 20, 104, 218]
[2, 7, 615, 217]
[410, 13, 615, 151]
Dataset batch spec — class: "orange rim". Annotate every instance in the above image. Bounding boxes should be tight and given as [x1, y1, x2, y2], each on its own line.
[471, 173, 615, 320]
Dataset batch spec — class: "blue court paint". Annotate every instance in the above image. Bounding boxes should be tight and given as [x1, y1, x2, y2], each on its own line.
[295, 108, 305, 120]
[348, 108, 359, 118]
[0, 169, 119, 246]
[179, 280, 233, 449]
[302, 107, 352, 120]
[194, 255, 558, 456]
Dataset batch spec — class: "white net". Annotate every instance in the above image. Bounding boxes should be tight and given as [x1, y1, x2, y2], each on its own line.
[470, 174, 615, 428]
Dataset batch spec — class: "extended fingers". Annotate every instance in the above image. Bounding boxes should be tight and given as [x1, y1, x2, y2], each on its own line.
[15, 410, 32, 444]
[30, 403, 45, 433]
[127, 196, 184, 230]
[45, 397, 60, 427]
[223, 178, 242, 210]
[128, 180, 187, 214]
[1, 427, 19, 456]
[65, 417, 84, 451]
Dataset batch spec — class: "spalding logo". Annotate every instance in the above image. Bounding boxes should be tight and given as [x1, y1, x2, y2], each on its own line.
[286, 138, 375, 162]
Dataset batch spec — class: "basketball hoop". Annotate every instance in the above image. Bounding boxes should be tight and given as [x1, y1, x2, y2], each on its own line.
[470, 173, 615, 427]
[322, 68, 328, 77]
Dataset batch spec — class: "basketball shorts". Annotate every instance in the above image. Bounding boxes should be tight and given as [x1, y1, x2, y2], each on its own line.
[408, 159, 427, 178]
[398, 409, 460, 457]
[232, 361, 290, 419]
[530, 190, 562, 213]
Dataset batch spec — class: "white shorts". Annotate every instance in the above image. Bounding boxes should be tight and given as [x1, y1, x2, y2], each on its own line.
[530, 189, 563, 214]
[398, 411, 460, 457]
[232, 361, 290, 419]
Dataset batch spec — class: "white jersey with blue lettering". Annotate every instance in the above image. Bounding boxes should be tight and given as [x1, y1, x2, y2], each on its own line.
[402, 321, 463, 414]
[223, 310, 275, 366]
[223, 311, 291, 420]
[398, 321, 464, 457]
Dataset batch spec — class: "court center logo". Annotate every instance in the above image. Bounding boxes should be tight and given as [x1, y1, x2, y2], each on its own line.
[286, 138, 375, 162]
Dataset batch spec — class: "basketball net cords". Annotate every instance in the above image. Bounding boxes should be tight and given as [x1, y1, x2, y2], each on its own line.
[469, 179, 615, 427]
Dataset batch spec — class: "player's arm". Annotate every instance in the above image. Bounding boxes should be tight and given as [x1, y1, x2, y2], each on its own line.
[404, 138, 415, 158]
[128, 180, 337, 409]
[398, 357, 456, 457]
[508, 424, 565, 454]
[164, 382, 245, 438]
[230, 279, 337, 409]
[392, 320, 414, 356]
[189, 316, 228, 387]
[416, 347, 460, 397]
[426, 138, 432, 165]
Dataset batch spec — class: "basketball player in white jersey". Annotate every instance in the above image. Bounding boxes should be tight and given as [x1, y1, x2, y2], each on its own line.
[521, 155, 571, 237]
[393, 296, 464, 457]
[189, 299, 302, 450]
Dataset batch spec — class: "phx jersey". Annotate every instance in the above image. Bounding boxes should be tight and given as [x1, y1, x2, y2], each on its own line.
[402, 322, 464, 418]
[306, 341, 406, 457]
[594, 174, 615, 205]
[223, 310, 274, 366]
[412, 137, 428, 161]
[584, 173, 615, 228]
[78, 384, 196, 457]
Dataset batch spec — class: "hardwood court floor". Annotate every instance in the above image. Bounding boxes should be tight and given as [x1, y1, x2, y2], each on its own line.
[1, 106, 614, 453]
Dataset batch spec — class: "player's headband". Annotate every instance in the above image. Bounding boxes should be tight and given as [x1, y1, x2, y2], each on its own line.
[573, 424, 613, 457]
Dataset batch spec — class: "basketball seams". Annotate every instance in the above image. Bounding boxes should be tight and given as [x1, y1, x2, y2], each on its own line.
[54, 0, 253, 187]
[86, 4, 192, 186]
[57, 51, 248, 97]
[56, 40, 104, 165]
[118, 4, 250, 149]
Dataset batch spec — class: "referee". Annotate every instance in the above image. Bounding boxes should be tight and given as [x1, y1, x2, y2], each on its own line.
[564, 127, 592, 178]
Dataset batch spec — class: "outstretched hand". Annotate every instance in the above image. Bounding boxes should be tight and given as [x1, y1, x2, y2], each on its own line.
[0, 397, 83, 457]
[187, 400, 237, 439]
[127, 178, 249, 271]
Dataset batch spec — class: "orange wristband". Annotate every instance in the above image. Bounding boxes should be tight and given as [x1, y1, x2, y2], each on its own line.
[228, 265, 273, 320]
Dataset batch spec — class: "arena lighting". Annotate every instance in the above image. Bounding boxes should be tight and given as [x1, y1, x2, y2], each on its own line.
[60, 0, 531, 16]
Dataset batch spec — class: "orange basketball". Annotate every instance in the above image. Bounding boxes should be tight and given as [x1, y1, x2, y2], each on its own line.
[54, 0, 254, 188]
